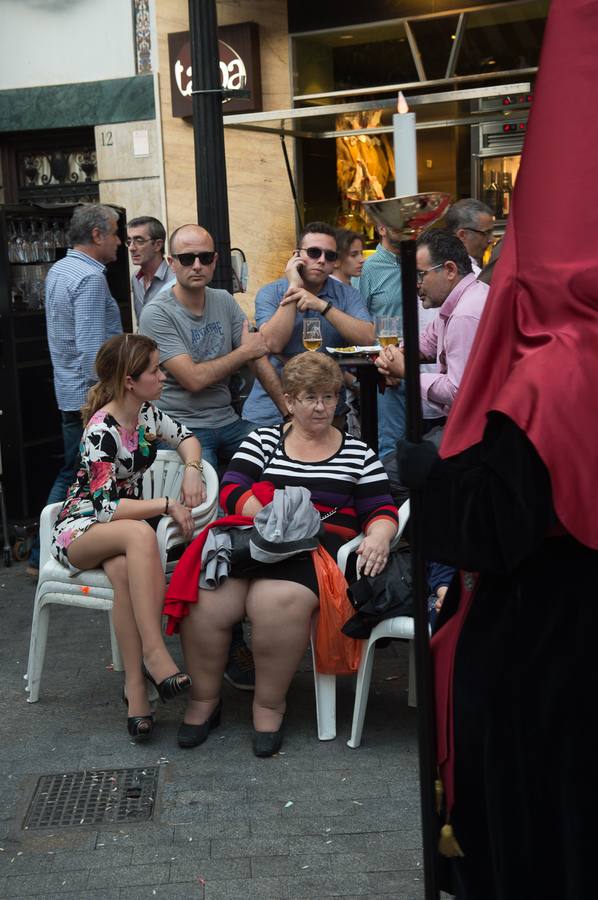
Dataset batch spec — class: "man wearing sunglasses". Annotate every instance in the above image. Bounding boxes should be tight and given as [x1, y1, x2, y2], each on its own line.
[242, 221, 374, 426]
[126, 216, 175, 323]
[375, 229, 489, 420]
[445, 198, 495, 276]
[139, 223, 287, 691]
[139, 223, 285, 471]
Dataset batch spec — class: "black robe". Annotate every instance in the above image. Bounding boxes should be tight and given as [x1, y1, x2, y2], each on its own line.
[421, 412, 597, 900]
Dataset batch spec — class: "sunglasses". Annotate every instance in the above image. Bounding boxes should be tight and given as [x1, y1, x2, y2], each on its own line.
[172, 251, 216, 267]
[125, 237, 152, 247]
[463, 227, 494, 237]
[300, 246, 338, 262]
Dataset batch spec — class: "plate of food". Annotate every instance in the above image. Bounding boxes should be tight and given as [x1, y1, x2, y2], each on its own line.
[326, 345, 381, 356]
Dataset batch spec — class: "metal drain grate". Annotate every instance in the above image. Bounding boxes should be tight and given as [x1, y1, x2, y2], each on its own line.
[23, 767, 159, 829]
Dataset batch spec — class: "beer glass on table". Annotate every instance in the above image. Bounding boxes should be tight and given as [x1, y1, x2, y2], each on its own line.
[375, 316, 400, 348]
[303, 318, 322, 351]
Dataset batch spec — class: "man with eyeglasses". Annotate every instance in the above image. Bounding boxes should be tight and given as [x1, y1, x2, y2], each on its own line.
[356, 222, 440, 458]
[126, 216, 175, 323]
[445, 198, 495, 276]
[242, 221, 374, 426]
[376, 229, 489, 420]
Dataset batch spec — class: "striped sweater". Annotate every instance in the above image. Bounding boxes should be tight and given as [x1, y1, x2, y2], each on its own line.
[220, 426, 398, 541]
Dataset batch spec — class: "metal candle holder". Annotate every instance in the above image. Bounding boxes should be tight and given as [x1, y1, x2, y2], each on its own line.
[363, 191, 451, 900]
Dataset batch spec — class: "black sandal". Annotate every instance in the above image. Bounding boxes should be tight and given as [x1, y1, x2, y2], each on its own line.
[127, 715, 154, 742]
[121, 686, 154, 742]
[143, 664, 192, 702]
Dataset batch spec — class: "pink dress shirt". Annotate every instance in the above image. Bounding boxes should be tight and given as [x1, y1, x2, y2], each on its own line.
[419, 273, 489, 416]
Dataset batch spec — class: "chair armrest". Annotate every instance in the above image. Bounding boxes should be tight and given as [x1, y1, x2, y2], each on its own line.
[337, 500, 410, 579]
[155, 498, 218, 564]
[336, 533, 365, 577]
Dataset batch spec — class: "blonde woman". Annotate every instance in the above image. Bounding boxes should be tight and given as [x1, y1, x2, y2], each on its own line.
[50, 334, 205, 741]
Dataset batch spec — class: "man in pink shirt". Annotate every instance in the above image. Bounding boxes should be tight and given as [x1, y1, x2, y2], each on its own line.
[375, 229, 489, 419]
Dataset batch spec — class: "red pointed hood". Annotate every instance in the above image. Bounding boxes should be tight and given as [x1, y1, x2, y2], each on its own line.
[440, 0, 598, 549]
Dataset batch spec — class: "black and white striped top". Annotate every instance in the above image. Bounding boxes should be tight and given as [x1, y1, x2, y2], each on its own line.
[221, 426, 398, 540]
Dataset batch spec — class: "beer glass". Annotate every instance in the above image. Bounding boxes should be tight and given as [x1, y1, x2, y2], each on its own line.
[303, 318, 322, 351]
[375, 316, 400, 347]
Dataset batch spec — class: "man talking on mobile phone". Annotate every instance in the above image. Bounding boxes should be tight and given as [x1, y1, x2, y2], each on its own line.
[242, 221, 374, 426]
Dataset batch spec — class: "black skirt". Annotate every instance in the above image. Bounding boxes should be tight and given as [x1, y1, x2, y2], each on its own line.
[230, 531, 357, 597]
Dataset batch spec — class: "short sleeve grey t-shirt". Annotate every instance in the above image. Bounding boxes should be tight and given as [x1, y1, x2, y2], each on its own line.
[139, 286, 246, 428]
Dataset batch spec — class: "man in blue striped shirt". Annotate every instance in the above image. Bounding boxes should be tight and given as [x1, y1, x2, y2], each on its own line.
[28, 204, 122, 573]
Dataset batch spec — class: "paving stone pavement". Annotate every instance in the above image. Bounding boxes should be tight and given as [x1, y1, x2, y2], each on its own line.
[0, 560, 451, 899]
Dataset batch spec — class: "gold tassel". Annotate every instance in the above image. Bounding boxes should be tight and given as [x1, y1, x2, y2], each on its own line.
[438, 823, 465, 858]
[434, 778, 444, 816]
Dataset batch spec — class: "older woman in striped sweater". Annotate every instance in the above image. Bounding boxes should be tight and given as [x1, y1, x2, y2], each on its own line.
[178, 352, 398, 756]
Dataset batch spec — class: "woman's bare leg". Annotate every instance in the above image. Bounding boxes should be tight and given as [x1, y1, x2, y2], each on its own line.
[246, 579, 319, 732]
[180, 578, 248, 725]
[68, 520, 181, 683]
[103, 554, 149, 719]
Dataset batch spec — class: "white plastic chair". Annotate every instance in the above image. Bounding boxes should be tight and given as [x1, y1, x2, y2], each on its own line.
[25, 452, 219, 703]
[311, 500, 411, 741]
[347, 500, 417, 748]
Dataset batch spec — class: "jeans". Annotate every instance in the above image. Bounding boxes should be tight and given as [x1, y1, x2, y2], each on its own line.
[29, 411, 83, 568]
[377, 384, 407, 459]
[190, 418, 257, 472]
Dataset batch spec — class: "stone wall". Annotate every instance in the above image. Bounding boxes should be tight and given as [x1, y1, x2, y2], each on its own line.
[155, 0, 296, 314]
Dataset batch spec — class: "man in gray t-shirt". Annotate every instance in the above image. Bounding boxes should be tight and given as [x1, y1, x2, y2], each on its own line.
[139, 223, 284, 470]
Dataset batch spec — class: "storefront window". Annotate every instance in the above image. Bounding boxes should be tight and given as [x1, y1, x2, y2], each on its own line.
[409, 15, 460, 81]
[456, 0, 549, 76]
[293, 22, 418, 100]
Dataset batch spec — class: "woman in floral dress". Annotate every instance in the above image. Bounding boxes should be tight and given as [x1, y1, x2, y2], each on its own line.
[51, 333, 205, 741]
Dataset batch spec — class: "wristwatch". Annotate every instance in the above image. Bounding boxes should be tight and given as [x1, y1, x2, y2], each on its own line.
[321, 301, 333, 317]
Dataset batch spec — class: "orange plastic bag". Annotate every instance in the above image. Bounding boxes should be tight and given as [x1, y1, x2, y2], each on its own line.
[312, 545, 362, 675]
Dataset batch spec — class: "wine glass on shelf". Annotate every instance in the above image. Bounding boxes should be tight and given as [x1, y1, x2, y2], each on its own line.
[375, 316, 400, 348]
[7, 221, 19, 263]
[30, 219, 43, 262]
[41, 221, 56, 262]
[302, 317, 322, 352]
[52, 220, 66, 248]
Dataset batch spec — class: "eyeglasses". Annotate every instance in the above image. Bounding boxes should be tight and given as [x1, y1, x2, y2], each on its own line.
[172, 251, 216, 267]
[300, 246, 338, 262]
[295, 393, 338, 409]
[463, 227, 494, 238]
[125, 236, 152, 247]
[416, 263, 444, 283]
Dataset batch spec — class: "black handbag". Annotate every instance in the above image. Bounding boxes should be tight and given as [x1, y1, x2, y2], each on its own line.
[342, 547, 414, 639]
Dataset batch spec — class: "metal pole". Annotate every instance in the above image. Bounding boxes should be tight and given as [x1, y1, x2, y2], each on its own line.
[188, 0, 233, 292]
[279, 134, 304, 230]
[400, 239, 440, 900]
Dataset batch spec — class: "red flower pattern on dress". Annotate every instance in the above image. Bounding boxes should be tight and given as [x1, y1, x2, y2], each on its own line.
[89, 461, 113, 495]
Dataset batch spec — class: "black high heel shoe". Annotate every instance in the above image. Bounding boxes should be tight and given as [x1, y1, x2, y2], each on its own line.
[252, 718, 285, 758]
[178, 699, 222, 749]
[122, 686, 154, 743]
[143, 664, 192, 702]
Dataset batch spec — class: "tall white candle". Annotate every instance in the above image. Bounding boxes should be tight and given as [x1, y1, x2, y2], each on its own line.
[393, 91, 418, 196]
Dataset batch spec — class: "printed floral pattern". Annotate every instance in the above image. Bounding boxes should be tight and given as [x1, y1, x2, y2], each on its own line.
[51, 403, 193, 572]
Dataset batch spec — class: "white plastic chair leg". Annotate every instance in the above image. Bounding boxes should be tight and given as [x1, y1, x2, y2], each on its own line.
[407, 640, 416, 708]
[26, 597, 51, 703]
[108, 611, 124, 672]
[310, 628, 336, 740]
[346, 636, 377, 749]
